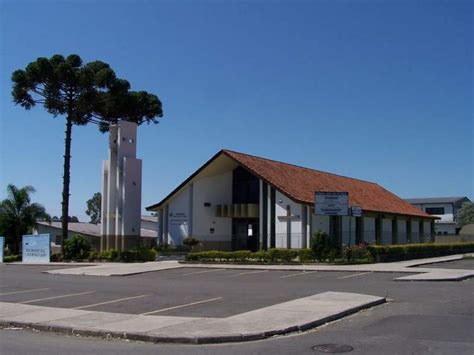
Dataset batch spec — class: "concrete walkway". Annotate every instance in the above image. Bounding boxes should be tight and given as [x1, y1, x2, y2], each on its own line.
[0, 291, 385, 344]
[41, 254, 474, 281]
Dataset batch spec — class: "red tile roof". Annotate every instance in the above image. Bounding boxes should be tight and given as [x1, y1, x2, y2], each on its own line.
[223, 150, 433, 218]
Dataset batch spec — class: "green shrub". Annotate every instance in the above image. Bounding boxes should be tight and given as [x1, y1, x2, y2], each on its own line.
[343, 242, 372, 263]
[63, 235, 91, 260]
[182, 237, 201, 247]
[119, 250, 135, 262]
[130, 246, 156, 261]
[4, 255, 21, 262]
[298, 249, 315, 263]
[311, 231, 331, 261]
[230, 250, 252, 262]
[252, 250, 268, 262]
[327, 249, 339, 263]
[99, 249, 119, 261]
[266, 248, 298, 262]
[87, 251, 99, 262]
[368, 242, 474, 262]
[50, 253, 63, 262]
[156, 244, 190, 252]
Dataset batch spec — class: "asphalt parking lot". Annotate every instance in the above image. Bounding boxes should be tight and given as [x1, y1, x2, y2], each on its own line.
[1, 260, 473, 354]
[1, 264, 410, 318]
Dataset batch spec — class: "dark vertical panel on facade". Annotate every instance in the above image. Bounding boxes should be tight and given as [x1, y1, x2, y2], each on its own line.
[392, 219, 398, 244]
[270, 187, 276, 248]
[329, 216, 342, 248]
[406, 220, 412, 243]
[355, 217, 363, 244]
[375, 217, 382, 244]
[419, 220, 424, 242]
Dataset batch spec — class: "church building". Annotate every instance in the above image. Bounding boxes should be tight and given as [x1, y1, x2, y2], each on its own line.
[146, 150, 435, 251]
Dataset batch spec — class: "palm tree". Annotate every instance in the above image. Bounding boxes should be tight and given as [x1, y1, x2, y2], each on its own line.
[0, 184, 50, 254]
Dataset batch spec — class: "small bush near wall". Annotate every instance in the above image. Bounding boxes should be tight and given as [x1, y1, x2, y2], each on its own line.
[342, 242, 373, 263]
[368, 243, 474, 262]
[4, 255, 21, 262]
[310, 231, 331, 261]
[298, 249, 315, 263]
[63, 235, 92, 260]
[98, 249, 119, 261]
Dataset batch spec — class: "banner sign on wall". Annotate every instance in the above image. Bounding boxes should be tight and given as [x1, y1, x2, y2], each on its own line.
[22, 234, 50, 263]
[315, 192, 349, 216]
[0, 236, 4, 263]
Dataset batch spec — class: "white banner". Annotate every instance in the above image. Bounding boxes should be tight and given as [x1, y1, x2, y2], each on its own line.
[315, 192, 349, 216]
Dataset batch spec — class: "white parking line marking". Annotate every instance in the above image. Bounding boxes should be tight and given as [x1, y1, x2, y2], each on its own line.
[0, 288, 49, 296]
[338, 272, 372, 279]
[72, 294, 150, 309]
[280, 271, 318, 279]
[20, 291, 95, 304]
[230, 270, 269, 277]
[140, 297, 223, 316]
[181, 269, 225, 276]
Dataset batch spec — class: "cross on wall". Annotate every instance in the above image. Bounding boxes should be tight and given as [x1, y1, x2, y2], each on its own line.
[277, 205, 300, 249]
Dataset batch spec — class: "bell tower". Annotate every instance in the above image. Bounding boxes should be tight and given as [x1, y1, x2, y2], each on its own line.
[100, 120, 142, 252]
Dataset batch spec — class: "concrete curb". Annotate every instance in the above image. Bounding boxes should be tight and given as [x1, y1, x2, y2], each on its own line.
[0, 293, 386, 344]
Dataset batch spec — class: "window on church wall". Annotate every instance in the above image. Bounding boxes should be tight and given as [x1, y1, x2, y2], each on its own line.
[232, 166, 259, 204]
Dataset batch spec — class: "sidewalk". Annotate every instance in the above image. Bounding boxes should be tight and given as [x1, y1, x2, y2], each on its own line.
[40, 254, 474, 281]
[0, 291, 385, 344]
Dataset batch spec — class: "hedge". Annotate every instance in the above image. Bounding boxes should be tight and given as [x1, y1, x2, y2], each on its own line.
[186, 248, 300, 263]
[368, 243, 474, 262]
[4, 255, 21, 263]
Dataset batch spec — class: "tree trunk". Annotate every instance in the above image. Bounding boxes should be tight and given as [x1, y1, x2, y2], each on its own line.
[61, 116, 73, 245]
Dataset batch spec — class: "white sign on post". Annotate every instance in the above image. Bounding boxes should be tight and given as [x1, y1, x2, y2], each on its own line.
[22, 234, 50, 264]
[315, 192, 349, 216]
[351, 206, 363, 217]
[0, 236, 4, 263]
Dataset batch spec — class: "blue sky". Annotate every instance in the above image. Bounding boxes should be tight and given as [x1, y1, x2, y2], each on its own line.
[1, 0, 472, 221]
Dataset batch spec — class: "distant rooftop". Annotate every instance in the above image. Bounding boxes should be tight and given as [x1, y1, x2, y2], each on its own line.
[404, 197, 470, 205]
[36, 222, 157, 238]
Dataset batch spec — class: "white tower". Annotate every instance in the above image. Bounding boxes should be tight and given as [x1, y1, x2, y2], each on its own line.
[100, 121, 142, 252]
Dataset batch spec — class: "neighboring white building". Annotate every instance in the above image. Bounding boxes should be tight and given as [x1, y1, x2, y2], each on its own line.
[405, 197, 471, 235]
[34, 216, 158, 251]
[146, 149, 435, 251]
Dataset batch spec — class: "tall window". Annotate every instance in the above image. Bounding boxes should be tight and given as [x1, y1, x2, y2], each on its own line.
[232, 166, 259, 204]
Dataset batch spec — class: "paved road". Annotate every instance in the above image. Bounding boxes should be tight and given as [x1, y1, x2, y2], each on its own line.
[1, 262, 473, 354]
[416, 258, 474, 270]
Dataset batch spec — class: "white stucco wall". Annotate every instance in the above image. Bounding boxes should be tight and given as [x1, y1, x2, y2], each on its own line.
[381, 219, 393, 244]
[363, 217, 376, 244]
[192, 171, 232, 242]
[397, 219, 407, 244]
[167, 186, 191, 245]
[275, 190, 302, 248]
